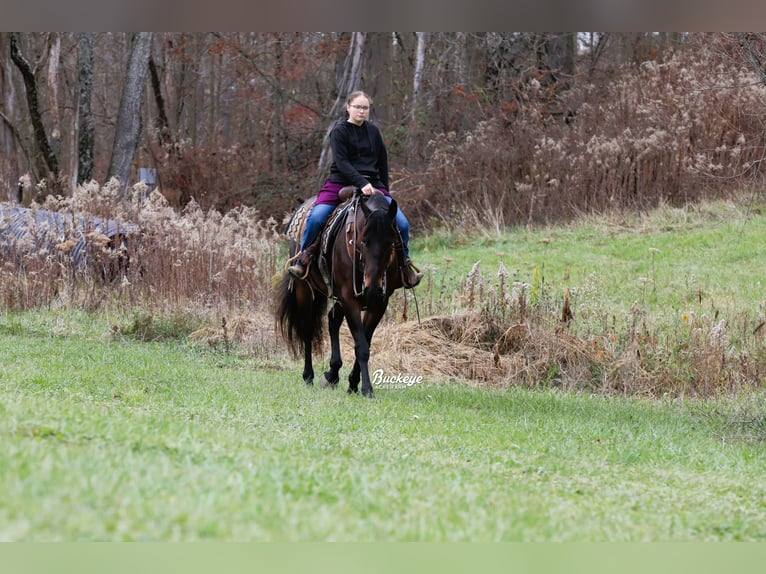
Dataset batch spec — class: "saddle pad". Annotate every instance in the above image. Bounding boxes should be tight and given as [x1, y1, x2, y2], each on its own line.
[283, 196, 354, 289]
[284, 196, 317, 246]
[321, 199, 354, 261]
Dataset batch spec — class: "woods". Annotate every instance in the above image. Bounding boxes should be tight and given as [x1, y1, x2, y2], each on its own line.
[5, 32, 766, 547]
[1, 32, 766, 226]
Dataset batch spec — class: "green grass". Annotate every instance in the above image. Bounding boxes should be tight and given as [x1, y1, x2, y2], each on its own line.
[1, 310, 765, 541]
[4, 197, 766, 541]
[412, 197, 766, 322]
[405, 197, 766, 396]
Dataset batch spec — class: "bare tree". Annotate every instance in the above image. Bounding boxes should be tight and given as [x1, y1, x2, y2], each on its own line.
[317, 32, 366, 183]
[411, 32, 427, 119]
[584, 33, 611, 80]
[148, 55, 171, 146]
[545, 33, 577, 82]
[46, 33, 61, 159]
[366, 33, 393, 123]
[0, 33, 26, 195]
[76, 32, 95, 185]
[736, 33, 766, 84]
[107, 32, 153, 199]
[9, 32, 59, 183]
[406, 32, 428, 162]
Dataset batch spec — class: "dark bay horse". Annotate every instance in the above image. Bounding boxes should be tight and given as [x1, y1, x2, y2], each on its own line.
[276, 190, 402, 397]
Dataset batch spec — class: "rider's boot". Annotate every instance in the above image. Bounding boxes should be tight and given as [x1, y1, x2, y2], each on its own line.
[287, 249, 313, 279]
[394, 235, 423, 289]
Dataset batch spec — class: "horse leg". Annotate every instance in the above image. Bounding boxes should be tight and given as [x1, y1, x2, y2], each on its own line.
[347, 305, 386, 397]
[343, 305, 371, 396]
[321, 302, 344, 388]
[302, 334, 314, 385]
[347, 327, 370, 394]
[360, 306, 386, 397]
[348, 360, 361, 393]
[293, 277, 322, 386]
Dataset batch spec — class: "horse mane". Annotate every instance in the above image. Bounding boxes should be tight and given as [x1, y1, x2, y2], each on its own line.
[360, 191, 395, 240]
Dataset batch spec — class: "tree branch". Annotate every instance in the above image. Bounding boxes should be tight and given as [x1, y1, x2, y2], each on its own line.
[9, 32, 59, 178]
[737, 33, 766, 85]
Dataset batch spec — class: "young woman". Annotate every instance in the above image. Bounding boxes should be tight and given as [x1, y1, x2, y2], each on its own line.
[288, 91, 422, 288]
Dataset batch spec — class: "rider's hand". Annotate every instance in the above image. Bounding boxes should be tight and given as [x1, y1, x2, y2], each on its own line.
[361, 183, 374, 195]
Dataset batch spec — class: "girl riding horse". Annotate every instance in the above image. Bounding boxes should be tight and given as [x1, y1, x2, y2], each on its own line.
[287, 90, 422, 289]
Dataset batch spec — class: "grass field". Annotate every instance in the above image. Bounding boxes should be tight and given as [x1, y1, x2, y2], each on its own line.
[2, 196, 766, 541]
[1, 309, 765, 541]
[399, 195, 766, 395]
[414, 195, 766, 322]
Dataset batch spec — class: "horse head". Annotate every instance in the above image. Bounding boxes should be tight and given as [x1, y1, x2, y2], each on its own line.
[358, 192, 398, 303]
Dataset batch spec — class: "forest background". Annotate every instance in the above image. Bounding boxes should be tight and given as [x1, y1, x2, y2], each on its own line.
[3, 32, 766, 230]
[6, 33, 766, 544]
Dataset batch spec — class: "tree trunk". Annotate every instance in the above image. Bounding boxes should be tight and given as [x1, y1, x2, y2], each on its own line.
[411, 32, 427, 118]
[407, 32, 428, 163]
[0, 34, 21, 195]
[76, 32, 95, 185]
[317, 32, 366, 184]
[546, 33, 576, 81]
[271, 34, 286, 173]
[46, 33, 62, 160]
[107, 32, 153, 199]
[148, 55, 171, 145]
[366, 33, 392, 123]
[9, 32, 59, 182]
[737, 33, 766, 85]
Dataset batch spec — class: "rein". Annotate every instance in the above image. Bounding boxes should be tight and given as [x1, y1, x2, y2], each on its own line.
[348, 194, 393, 299]
[351, 197, 364, 297]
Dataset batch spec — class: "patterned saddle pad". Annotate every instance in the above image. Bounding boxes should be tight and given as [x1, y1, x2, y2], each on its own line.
[284, 196, 316, 250]
[283, 196, 356, 286]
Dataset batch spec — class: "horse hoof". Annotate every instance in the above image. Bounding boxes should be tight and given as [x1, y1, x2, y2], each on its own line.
[304, 377, 314, 386]
[362, 389, 375, 399]
[347, 387, 359, 395]
[319, 374, 339, 388]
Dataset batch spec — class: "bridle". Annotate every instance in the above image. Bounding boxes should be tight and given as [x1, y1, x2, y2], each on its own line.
[349, 196, 395, 298]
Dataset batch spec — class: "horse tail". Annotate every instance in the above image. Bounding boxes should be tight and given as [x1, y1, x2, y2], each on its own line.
[275, 272, 327, 357]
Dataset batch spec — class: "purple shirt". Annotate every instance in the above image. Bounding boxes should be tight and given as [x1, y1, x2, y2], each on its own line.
[315, 180, 390, 206]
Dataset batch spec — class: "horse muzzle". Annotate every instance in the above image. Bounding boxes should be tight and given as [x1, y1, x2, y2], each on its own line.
[362, 284, 386, 303]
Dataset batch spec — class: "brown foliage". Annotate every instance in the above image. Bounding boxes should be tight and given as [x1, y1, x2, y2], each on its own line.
[400, 42, 766, 232]
[1, 179, 282, 317]
[364, 293, 765, 399]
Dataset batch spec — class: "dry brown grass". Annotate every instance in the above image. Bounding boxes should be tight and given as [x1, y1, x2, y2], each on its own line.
[399, 42, 766, 231]
[348, 307, 763, 398]
[1, 179, 282, 319]
[4, 177, 765, 399]
[359, 311, 603, 391]
[187, 313, 283, 360]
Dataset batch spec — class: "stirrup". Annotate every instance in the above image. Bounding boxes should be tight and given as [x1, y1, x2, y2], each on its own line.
[286, 252, 311, 280]
[402, 258, 423, 288]
[287, 262, 308, 279]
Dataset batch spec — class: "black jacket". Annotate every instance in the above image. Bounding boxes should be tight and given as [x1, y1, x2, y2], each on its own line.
[329, 120, 389, 190]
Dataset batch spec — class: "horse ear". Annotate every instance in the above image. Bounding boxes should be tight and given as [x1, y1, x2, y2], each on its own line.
[387, 198, 398, 220]
[360, 196, 372, 217]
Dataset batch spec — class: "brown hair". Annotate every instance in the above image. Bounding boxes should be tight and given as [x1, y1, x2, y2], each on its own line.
[347, 91, 372, 106]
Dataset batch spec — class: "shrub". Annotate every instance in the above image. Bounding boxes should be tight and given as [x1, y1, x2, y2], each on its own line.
[402, 42, 766, 231]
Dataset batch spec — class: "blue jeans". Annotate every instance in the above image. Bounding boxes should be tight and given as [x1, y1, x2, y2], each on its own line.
[383, 195, 411, 257]
[299, 203, 335, 251]
[300, 196, 412, 258]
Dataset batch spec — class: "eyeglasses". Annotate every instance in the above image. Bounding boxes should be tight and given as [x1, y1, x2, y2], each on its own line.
[349, 105, 370, 111]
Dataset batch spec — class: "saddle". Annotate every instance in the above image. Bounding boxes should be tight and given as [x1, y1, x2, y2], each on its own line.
[283, 186, 356, 246]
[284, 186, 358, 291]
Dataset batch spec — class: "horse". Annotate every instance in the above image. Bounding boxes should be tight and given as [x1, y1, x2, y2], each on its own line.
[276, 189, 403, 397]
